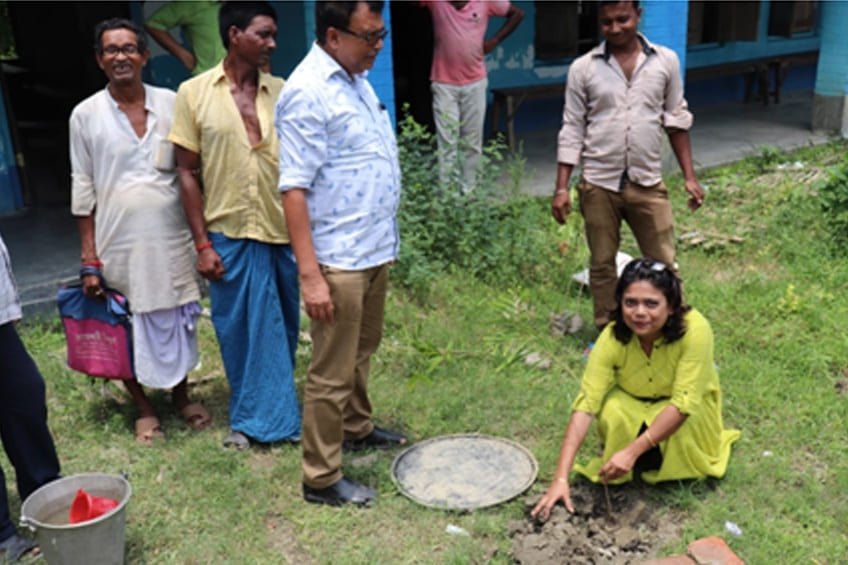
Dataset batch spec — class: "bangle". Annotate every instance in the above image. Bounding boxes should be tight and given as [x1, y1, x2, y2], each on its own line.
[554, 189, 569, 196]
[79, 265, 102, 280]
[644, 429, 657, 448]
[195, 241, 213, 252]
[554, 476, 568, 484]
[82, 259, 103, 268]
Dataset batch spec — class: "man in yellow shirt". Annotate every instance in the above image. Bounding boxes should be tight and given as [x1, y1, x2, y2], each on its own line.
[169, 1, 300, 449]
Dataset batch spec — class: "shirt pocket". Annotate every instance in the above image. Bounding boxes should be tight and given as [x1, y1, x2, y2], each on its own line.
[151, 132, 177, 172]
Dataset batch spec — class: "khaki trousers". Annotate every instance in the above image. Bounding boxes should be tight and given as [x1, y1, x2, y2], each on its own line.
[578, 177, 676, 329]
[301, 264, 387, 488]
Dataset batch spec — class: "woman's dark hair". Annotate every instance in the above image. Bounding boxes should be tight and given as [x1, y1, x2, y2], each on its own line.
[93, 18, 147, 53]
[315, 1, 384, 45]
[610, 257, 690, 344]
[219, 1, 277, 49]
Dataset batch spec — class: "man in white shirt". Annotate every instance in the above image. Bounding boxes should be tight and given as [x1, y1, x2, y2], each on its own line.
[70, 18, 209, 446]
[275, 0, 404, 507]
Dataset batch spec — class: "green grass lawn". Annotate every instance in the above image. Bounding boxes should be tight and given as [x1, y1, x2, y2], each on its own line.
[7, 140, 848, 564]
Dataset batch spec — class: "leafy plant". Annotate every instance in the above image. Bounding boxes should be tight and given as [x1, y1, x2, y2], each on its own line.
[818, 151, 848, 249]
[394, 107, 561, 297]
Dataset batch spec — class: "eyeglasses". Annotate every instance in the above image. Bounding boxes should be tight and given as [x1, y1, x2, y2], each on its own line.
[101, 44, 140, 56]
[337, 27, 388, 45]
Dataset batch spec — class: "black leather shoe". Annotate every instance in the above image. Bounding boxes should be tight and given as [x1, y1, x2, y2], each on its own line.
[343, 426, 408, 451]
[303, 477, 375, 507]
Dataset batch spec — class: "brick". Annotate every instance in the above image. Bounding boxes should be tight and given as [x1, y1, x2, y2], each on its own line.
[638, 555, 697, 565]
[687, 537, 745, 565]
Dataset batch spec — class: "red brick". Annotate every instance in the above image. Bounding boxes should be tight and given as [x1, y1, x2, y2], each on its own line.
[687, 537, 745, 565]
[638, 556, 697, 565]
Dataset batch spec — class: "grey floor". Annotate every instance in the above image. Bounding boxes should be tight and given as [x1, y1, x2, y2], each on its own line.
[517, 89, 832, 197]
[0, 89, 837, 316]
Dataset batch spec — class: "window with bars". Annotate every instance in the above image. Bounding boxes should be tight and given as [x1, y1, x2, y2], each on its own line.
[534, 1, 599, 62]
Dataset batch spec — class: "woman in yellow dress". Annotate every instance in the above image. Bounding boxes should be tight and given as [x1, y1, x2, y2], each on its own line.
[532, 257, 740, 519]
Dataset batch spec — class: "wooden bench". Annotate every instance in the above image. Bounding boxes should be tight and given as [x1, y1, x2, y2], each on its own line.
[768, 50, 818, 104]
[686, 59, 770, 105]
[490, 82, 564, 151]
[687, 50, 819, 106]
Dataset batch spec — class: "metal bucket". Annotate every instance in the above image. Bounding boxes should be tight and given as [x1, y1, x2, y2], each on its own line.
[20, 473, 131, 565]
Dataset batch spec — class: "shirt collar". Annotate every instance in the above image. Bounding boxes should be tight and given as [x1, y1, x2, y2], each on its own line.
[592, 32, 655, 62]
[211, 60, 273, 92]
[103, 83, 154, 112]
[310, 41, 369, 84]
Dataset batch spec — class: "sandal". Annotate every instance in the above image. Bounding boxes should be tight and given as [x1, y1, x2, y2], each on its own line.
[0, 533, 39, 562]
[178, 402, 212, 431]
[222, 429, 250, 451]
[135, 416, 165, 446]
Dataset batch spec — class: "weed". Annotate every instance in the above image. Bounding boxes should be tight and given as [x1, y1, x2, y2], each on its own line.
[818, 151, 848, 250]
[395, 108, 562, 297]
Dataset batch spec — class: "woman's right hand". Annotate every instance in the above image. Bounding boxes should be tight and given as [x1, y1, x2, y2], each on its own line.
[530, 479, 574, 520]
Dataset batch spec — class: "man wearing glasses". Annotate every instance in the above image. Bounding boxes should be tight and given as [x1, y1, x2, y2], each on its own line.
[275, 1, 404, 507]
[170, 1, 302, 450]
[70, 18, 208, 445]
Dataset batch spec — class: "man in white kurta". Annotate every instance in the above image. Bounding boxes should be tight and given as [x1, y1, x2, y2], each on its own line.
[70, 18, 209, 445]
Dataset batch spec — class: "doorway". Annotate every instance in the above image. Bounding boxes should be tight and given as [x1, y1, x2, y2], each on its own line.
[1, 1, 130, 206]
[389, 2, 434, 131]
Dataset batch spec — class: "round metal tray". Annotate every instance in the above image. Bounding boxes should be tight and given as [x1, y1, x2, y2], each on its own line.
[391, 434, 538, 510]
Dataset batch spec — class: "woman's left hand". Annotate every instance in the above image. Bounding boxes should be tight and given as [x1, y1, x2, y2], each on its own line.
[599, 447, 638, 482]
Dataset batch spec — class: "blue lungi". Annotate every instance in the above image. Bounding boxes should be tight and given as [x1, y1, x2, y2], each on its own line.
[208, 233, 301, 442]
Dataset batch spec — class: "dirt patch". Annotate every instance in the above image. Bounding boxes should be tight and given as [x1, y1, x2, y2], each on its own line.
[509, 483, 681, 564]
[265, 513, 315, 564]
[835, 371, 848, 395]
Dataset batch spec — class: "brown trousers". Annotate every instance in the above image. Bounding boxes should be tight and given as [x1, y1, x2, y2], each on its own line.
[301, 264, 388, 488]
[578, 177, 676, 329]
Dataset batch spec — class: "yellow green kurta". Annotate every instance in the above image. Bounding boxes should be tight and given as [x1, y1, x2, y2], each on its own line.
[572, 309, 740, 484]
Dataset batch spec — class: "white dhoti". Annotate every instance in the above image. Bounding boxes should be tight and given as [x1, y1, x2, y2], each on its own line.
[132, 302, 202, 389]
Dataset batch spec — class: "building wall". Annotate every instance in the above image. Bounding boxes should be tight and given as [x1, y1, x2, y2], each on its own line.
[685, 1, 820, 108]
[137, 1, 308, 90]
[812, 0, 848, 134]
[481, 0, 824, 134]
[139, 1, 397, 124]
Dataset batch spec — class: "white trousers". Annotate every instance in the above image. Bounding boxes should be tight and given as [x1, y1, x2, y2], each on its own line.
[431, 77, 488, 191]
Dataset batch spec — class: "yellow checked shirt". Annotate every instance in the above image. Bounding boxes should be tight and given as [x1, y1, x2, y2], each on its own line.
[169, 62, 288, 243]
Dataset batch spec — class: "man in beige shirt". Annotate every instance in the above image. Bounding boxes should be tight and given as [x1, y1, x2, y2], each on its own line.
[552, 0, 704, 330]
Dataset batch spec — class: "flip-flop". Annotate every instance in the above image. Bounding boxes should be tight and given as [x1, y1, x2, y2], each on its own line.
[0, 533, 40, 562]
[222, 429, 250, 451]
[135, 416, 165, 446]
[178, 402, 212, 431]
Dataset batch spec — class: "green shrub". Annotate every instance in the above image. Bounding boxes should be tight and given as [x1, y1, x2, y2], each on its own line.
[394, 108, 563, 297]
[818, 151, 848, 249]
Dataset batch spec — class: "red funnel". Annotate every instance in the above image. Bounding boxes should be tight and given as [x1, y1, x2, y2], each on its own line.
[69, 488, 119, 524]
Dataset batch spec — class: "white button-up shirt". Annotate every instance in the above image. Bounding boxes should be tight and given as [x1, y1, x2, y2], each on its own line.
[275, 43, 400, 270]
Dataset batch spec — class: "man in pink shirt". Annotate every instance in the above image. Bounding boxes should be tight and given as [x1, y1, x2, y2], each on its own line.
[423, 0, 524, 189]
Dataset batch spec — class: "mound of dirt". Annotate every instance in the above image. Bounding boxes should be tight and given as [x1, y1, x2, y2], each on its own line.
[509, 483, 682, 564]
